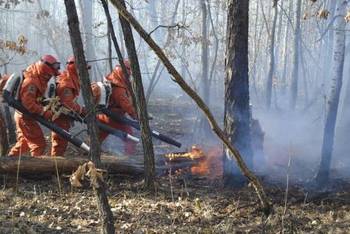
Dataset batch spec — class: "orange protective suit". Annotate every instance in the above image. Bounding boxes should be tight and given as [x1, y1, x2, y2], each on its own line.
[51, 62, 82, 156]
[9, 59, 58, 157]
[92, 65, 137, 155]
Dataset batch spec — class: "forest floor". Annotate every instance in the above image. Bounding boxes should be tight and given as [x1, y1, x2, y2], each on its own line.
[1, 97, 350, 233]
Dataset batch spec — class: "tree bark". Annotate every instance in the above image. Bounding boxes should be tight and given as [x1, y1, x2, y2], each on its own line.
[315, 1, 347, 186]
[289, 0, 301, 110]
[0, 109, 9, 157]
[0, 155, 146, 175]
[113, 0, 156, 191]
[224, 0, 253, 186]
[109, 0, 271, 215]
[64, 1, 115, 233]
[200, 0, 210, 105]
[2, 66, 16, 144]
[266, 0, 278, 109]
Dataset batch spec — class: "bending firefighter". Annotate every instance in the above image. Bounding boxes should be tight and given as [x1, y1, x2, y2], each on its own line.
[9, 55, 60, 157]
[92, 60, 137, 155]
[51, 56, 86, 156]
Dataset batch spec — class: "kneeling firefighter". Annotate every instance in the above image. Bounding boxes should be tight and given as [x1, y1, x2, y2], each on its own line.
[8, 55, 61, 157]
[92, 60, 137, 155]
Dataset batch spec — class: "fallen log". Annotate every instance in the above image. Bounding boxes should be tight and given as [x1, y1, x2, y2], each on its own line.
[0, 155, 144, 176]
[0, 155, 202, 176]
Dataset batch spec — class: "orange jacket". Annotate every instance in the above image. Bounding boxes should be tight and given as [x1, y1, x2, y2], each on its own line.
[106, 66, 136, 118]
[92, 67, 136, 118]
[19, 62, 51, 115]
[56, 64, 82, 113]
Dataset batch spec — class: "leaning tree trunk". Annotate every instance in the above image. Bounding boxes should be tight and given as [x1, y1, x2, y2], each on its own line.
[108, 0, 272, 215]
[64, 1, 115, 233]
[266, 0, 278, 109]
[224, 0, 254, 186]
[115, 0, 156, 191]
[289, 0, 302, 110]
[315, 0, 347, 186]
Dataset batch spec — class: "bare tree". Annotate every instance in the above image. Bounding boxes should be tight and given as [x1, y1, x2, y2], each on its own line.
[266, 0, 278, 109]
[64, 1, 115, 233]
[315, 0, 348, 186]
[289, 0, 302, 110]
[113, 0, 156, 191]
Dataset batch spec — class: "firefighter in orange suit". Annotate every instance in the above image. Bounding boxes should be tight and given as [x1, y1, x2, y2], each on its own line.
[9, 55, 60, 157]
[51, 56, 85, 156]
[92, 60, 137, 155]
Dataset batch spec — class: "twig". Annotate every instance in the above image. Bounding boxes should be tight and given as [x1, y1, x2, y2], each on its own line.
[15, 150, 22, 194]
[53, 156, 62, 196]
[149, 23, 187, 36]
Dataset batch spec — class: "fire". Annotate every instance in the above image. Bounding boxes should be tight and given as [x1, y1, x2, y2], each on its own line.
[165, 145, 223, 179]
[190, 146, 223, 178]
[165, 145, 205, 162]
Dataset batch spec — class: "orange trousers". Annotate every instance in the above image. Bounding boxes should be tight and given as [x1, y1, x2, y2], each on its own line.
[51, 117, 71, 156]
[97, 114, 136, 155]
[9, 112, 46, 157]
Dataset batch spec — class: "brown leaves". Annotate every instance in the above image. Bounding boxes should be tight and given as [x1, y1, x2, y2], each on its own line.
[345, 11, 350, 23]
[0, 35, 29, 55]
[70, 162, 105, 189]
[36, 10, 50, 20]
[318, 9, 330, 20]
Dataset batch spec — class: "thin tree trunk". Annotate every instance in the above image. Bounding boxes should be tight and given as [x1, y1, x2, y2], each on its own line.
[266, 0, 278, 109]
[64, 1, 115, 233]
[315, 1, 347, 186]
[2, 65, 16, 144]
[0, 110, 9, 157]
[281, 0, 292, 94]
[4, 105, 15, 144]
[200, 0, 209, 105]
[109, 0, 271, 215]
[107, 29, 113, 73]
[289, 0, 302, 110]
[114, 0, 156, 191]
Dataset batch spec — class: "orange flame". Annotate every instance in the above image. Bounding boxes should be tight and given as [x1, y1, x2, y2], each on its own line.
[190, 146, 223, 179]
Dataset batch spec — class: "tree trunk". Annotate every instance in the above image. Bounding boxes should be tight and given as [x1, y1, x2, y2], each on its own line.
[281, 0, 292, 94]
[289, 0, 301, 110]
[0, 109, 9, 157]
[64, 1, 115, 233]
[315, 1, 347, 186]
[109, 0, 271, 215]
[113, 0, 156, 191]
[224, 0, 253, 186]
[3, 66, 16, 144]
[266, 0, 278, 109]
[200, 0, 210, 105]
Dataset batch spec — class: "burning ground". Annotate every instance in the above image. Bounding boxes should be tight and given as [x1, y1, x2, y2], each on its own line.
[1, 98, 350, 233]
